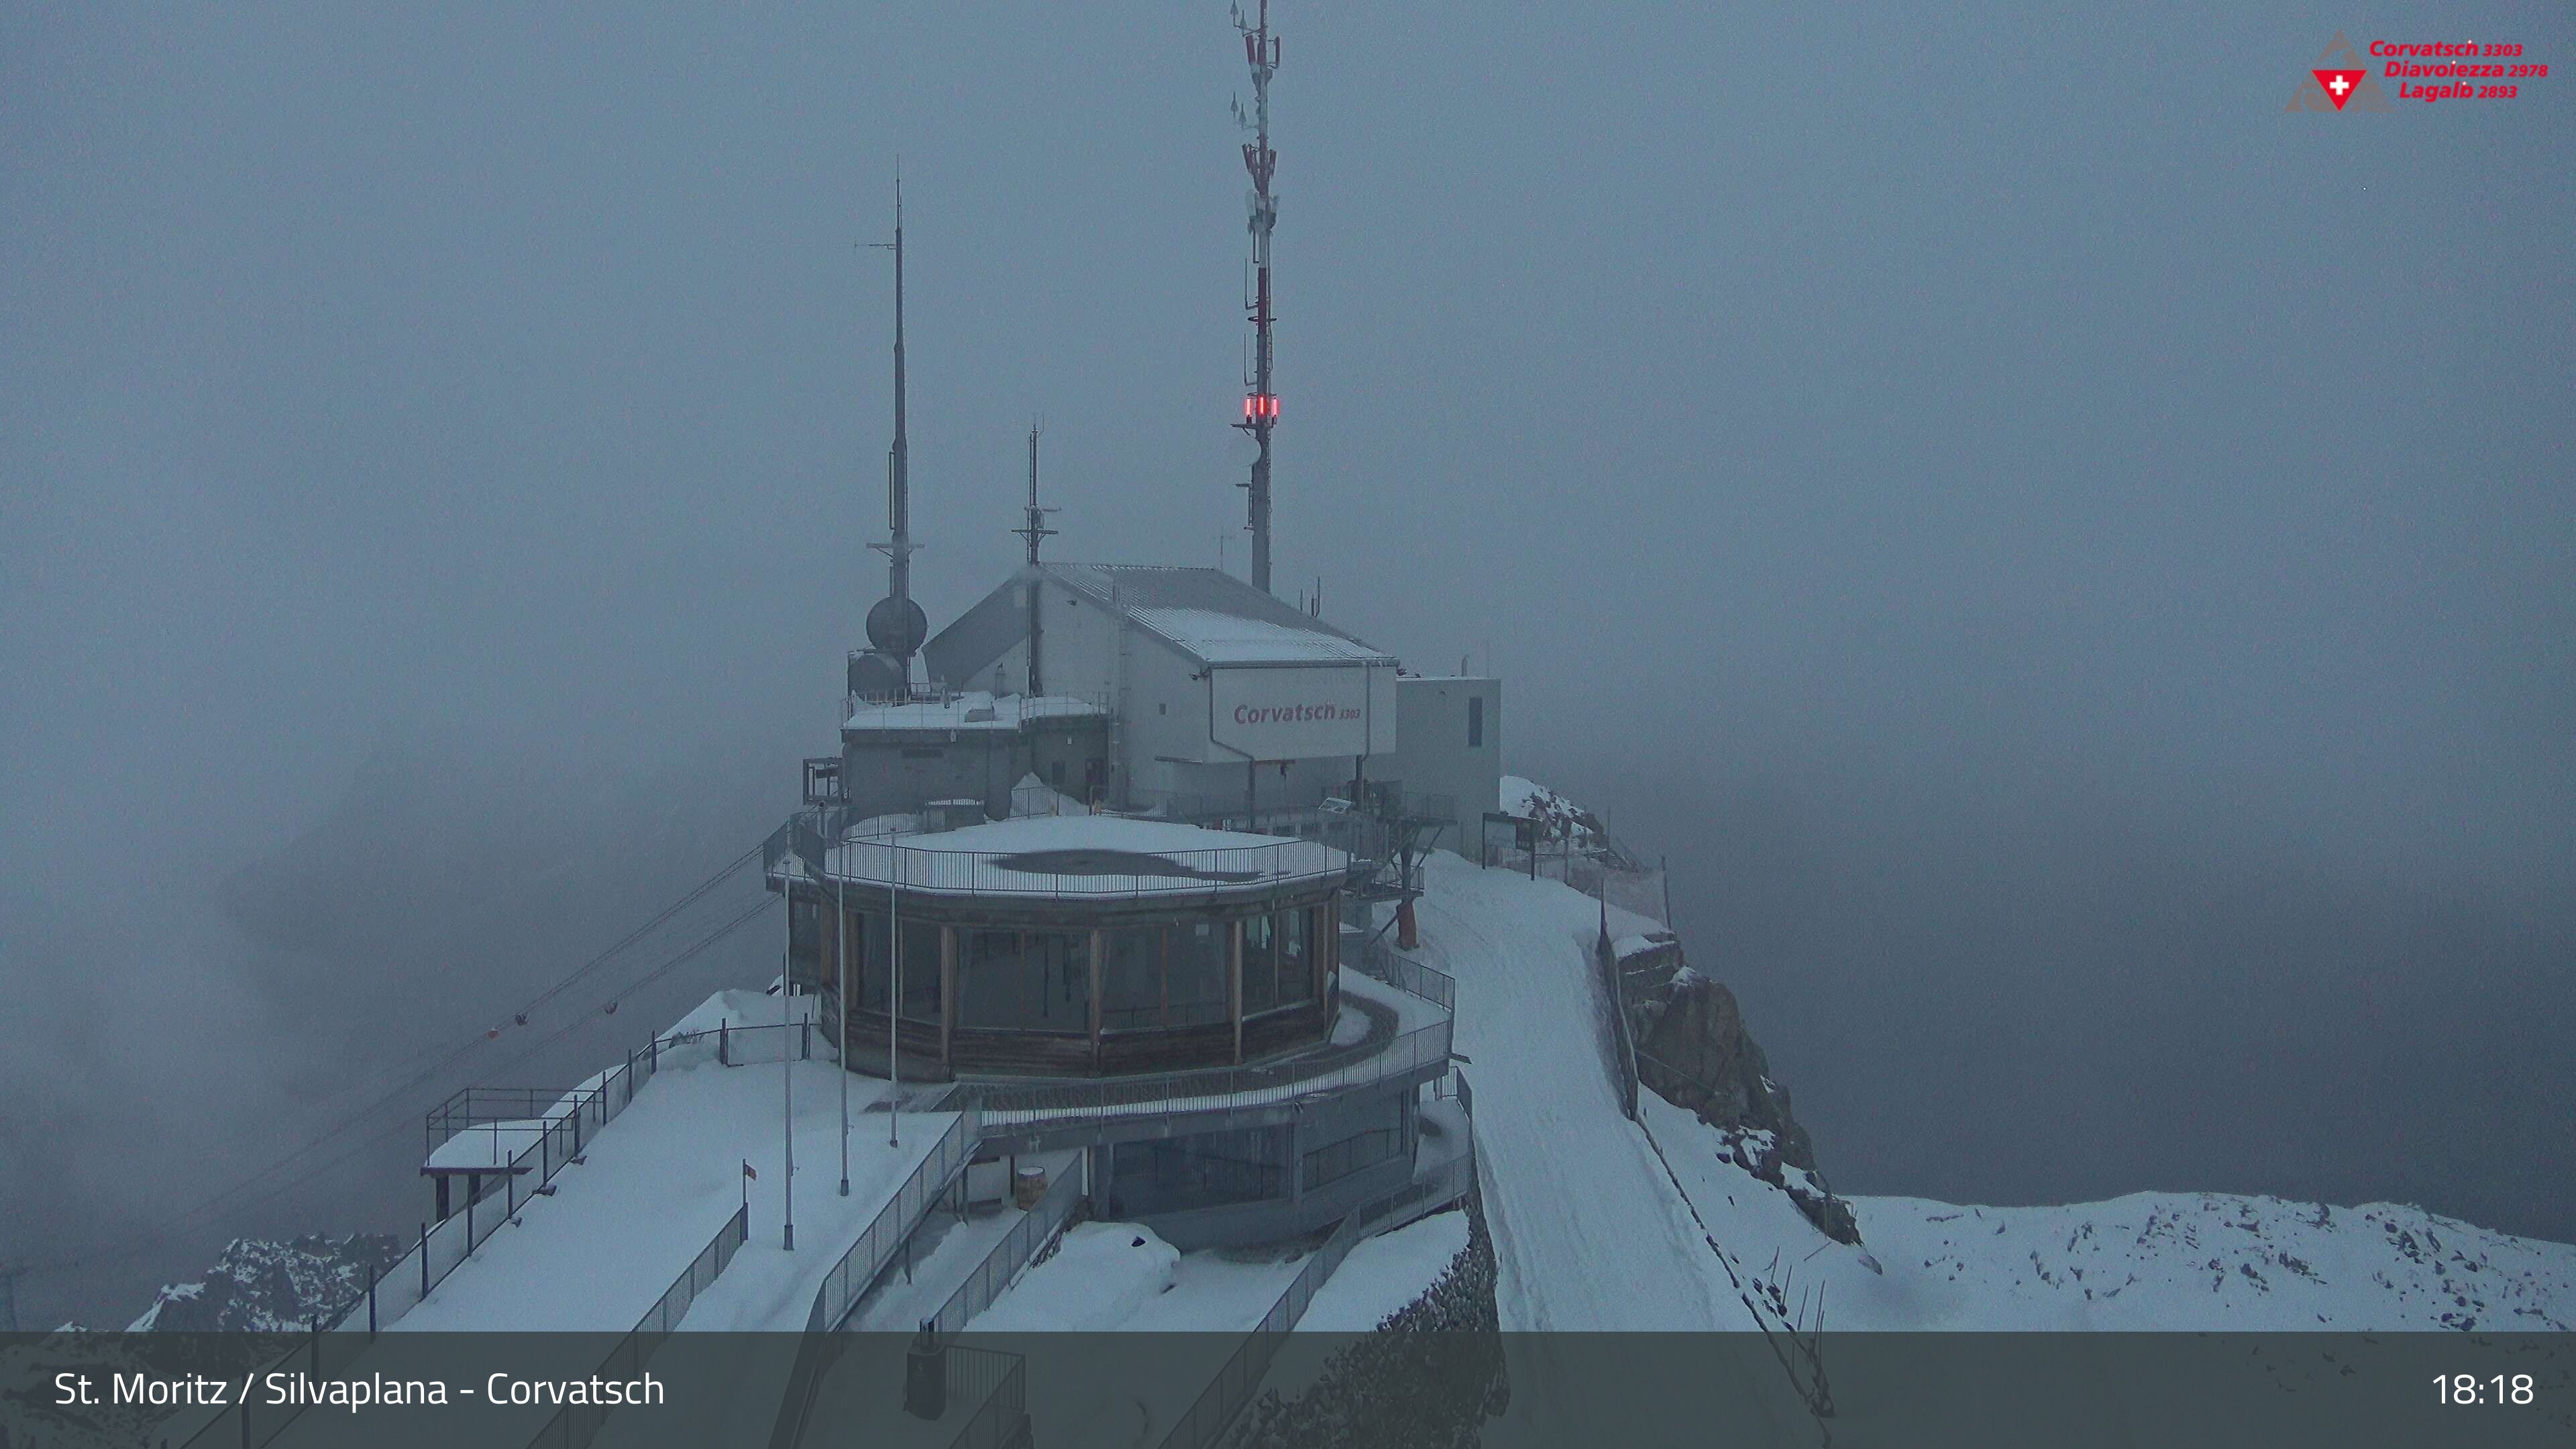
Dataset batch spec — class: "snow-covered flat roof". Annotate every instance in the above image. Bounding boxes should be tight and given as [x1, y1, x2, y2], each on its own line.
[1123, 606, 1393, 666]
[821, 814, 1348, 898]
[844, 691, 1108, 733]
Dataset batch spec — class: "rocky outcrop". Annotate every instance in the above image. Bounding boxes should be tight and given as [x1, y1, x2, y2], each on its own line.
[1236, 1183, 1509, 1449]
[1633, 963, 1861, 1246]
[127, 1234, 406, 1332]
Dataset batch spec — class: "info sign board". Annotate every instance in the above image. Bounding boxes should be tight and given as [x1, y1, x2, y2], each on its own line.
[1207, 663, 1391, 761]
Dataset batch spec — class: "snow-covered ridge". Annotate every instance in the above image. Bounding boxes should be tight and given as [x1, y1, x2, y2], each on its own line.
[127, 778, 2576, 1348]
[127, 1234, 405, 1334]
[1646, 1090, 2576, 1332]
[1426, 779, 2576, 1336]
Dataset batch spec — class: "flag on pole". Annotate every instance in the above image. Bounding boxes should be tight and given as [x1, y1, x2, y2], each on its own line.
[743, 1161, 757, 1181]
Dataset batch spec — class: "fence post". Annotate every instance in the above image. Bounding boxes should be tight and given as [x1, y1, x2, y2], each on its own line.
[720, 1020, 729, 1067]
[368, 1273, 378, 1336]
[421, 1222, 429, 1299]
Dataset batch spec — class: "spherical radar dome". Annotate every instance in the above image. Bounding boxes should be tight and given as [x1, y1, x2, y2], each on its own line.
[847, 650, 908, 701]
[865, 595, 930, 656]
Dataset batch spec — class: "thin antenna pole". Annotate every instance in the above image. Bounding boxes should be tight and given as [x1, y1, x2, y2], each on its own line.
[1012, 421, 1057, 695]
[863, 174, 923, 694]
[888, 871, 900, 1148]
[1232, 0, 1281, 593]
[781, 893, 796, 1250]
[888, 178, 911, 610]
[837, 863, 849, 1197]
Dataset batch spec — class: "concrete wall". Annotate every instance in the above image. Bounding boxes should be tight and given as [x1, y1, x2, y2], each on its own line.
[1387, 676, 1503, 854]
[1117, 628, 1212, 790]
[841, 715, 1112, 821]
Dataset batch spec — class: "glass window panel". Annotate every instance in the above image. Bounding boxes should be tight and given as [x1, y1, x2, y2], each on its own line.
[1043, 930, 1091, 1026]
[898, 917, 943, 1023]
[957, 929, 1028, 1029]
[1101, 928, 1159, 1030]
[1108, 1126, 1289, 1214]
[1167, 920, 1230, 1028]
[955, 930, 1092, 1032]
[1276, 907, 1315, 1004]
[1241, 912, 1277, 1015]
[846, 910, 889, 1012]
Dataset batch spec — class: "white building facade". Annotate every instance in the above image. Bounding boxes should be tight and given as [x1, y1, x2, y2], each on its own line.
[926, 564, 1403, 822]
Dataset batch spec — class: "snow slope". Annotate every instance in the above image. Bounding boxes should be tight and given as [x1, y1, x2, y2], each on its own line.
[1407, 837, 2576, 1338]
[1399, 851, 1818, 1441]
[1403, 850, 1735, 1332]
[1645, 1090, 2576, 1333]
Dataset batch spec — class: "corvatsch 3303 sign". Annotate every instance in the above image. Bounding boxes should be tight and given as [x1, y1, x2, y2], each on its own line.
[1207, 663, 1394, 760]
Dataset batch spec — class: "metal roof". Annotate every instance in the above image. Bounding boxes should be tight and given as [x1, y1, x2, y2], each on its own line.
[924, 564, 1395, 682]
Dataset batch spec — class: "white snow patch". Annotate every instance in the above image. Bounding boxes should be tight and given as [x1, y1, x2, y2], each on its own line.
[1295, 1212, 1469, 1334]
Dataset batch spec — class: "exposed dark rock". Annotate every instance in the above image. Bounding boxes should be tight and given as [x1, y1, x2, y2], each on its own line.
[1633, 965, 1861, 1246]
[1235, 1181, 1509, 1448]
[128, 1234, 406, 1333]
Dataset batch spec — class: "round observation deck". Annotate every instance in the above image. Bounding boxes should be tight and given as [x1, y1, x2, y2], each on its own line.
[790, 815, 1351, 1079]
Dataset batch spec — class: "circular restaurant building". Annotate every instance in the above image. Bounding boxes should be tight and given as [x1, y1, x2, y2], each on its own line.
[783, 813, 1348, 1079]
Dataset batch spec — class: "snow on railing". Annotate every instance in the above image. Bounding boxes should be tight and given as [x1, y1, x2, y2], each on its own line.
[1595, 930, 1642, 1122]
[934, 1344, 1030, 1449]
[767, 1107, 981, 1448]
[1154, 1072, 1481, 1449]
[523, 1201, 752, 1449]
[168, 1013, 828, 1449]
[1348, 932, 1457, 1011]
[926, 1161, 1087, 1338]
[965, 1016, 1452, 1134]
[830, 837, 1347, 898]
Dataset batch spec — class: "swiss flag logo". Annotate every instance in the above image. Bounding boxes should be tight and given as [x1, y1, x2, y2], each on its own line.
[2313, 69, 2366, 109]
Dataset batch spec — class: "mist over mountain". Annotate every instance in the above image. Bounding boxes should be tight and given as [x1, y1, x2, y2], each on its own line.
[4, 2, 2569, 1335]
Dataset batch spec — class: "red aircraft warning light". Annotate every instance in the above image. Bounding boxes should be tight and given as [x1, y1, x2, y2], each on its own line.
[1242, 394, 1279, 422]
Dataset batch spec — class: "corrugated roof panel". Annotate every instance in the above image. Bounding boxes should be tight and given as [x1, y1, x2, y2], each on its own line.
[922, 564, 1399, 678]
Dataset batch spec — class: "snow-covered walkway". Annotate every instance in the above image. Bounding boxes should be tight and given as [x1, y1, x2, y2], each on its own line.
[1401, 852, 1813, 1440]
[1404, 853, 1732, 1331]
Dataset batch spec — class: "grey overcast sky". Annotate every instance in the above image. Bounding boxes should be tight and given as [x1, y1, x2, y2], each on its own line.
[3, 4, 2570, 1324]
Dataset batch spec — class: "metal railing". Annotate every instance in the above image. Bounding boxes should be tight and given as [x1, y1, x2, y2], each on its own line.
[1595, 934, 1642, 1122]
[177, 1034, 682, 1448]
[939, 1346, 1030, 1449]
[767, 1108, 982, 1448]
[843, 686, 1112, 731]
[813, 1108, 979, 1333]
[926, 1163, 1087, 1337]
[1154, 1073, 1480, 1449]
[525, 1202, 752, 1449]
[1347, 933, 1457, 1011]
[963, 1016, 1452, 1134]
[819, 837, 1348, 899]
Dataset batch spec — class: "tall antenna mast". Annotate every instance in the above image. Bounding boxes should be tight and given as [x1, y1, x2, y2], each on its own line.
[1232, 0, 1281, 594]
[1012, 421, 1057, 694]
[855, 174, 927, 700]
[1013, 421, 1056, 568]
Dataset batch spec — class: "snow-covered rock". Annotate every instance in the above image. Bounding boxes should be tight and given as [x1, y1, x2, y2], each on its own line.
[127, 1234, 406, 1333]
[1633, 968, 1856, 1244]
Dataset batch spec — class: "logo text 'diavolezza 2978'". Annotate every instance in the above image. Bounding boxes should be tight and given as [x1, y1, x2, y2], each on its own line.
[2290, 30, 2549, 109]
